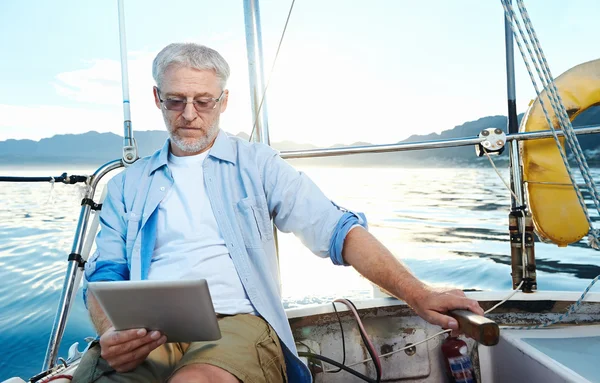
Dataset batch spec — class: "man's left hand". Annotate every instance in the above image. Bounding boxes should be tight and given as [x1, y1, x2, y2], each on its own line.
[407, 286, 484, 331]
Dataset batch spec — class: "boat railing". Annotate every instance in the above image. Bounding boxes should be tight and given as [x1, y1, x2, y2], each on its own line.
[42, 159, 124, 372]
[278, 124, 600, 159]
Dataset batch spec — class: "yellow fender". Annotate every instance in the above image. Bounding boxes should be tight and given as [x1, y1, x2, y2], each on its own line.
[520, 58, 600, 246]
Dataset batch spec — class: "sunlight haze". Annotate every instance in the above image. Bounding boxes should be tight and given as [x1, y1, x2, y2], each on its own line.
[0, 0, 598, 146]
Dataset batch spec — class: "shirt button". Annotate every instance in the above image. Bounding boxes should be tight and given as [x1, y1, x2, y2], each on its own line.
[160, 187, 165, 191]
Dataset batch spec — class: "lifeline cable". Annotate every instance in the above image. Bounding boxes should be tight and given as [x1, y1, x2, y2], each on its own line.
[0, 173, 88, 184]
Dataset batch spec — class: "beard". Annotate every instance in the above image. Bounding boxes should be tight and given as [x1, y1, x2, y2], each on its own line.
[165, 114, 220, 154]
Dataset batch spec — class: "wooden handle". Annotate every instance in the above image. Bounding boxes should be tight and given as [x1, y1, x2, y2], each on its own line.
[449, 310, 500, 346]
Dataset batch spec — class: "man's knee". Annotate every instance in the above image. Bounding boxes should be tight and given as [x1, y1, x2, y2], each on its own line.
[169, 364, 240, 383]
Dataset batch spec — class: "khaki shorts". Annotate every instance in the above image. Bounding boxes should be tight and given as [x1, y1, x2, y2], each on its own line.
[71, 314, 287, 383]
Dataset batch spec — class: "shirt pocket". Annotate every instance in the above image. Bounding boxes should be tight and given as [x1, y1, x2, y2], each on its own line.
[235, 196, 274, 248]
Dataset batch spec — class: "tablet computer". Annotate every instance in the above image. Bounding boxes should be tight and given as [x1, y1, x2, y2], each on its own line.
[88, 279, 221, 343]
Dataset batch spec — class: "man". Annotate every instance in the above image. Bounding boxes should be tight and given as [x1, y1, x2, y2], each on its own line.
[73, 42, 483, 383]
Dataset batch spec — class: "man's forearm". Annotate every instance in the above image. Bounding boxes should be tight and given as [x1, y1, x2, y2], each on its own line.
[87, 292, 113, 335]
[341, 227, 428, 307]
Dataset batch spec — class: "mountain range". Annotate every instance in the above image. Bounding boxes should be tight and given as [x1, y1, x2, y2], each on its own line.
[1, 106, 599, 167]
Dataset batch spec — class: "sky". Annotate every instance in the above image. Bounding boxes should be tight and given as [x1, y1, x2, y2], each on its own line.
[0, 0, 598, 146]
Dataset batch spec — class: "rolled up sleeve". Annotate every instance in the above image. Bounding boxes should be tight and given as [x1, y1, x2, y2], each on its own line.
[261, 148, 368, 265]
[328, 210, 368, 266]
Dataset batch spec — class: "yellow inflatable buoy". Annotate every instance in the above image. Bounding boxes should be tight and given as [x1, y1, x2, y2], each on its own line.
[521, 58, 600, 246]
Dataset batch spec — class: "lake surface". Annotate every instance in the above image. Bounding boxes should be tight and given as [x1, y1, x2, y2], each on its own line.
[1, 165, 599, 380]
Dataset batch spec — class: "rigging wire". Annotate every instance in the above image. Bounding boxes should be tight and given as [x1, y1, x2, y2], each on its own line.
[248, 0, 296, 143]
[484, 151, 519, 202]
[516, 0, 600, 211]
[500, 0, 600, 248]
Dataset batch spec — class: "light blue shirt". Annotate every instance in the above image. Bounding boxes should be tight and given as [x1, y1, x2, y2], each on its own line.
[83, 129, 367, 383]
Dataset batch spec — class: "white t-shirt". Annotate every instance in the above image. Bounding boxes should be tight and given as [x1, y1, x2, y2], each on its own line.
[147, 150, 255, 315]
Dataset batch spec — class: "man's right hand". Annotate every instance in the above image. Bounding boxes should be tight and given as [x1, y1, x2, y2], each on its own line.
[99, 327, 167, 373]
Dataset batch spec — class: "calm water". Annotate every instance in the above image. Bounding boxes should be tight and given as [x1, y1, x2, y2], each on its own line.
[1, 165, 599, 380]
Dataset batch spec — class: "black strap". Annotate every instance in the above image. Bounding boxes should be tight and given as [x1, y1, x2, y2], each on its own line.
[68, 253, 86, 268]
[66, 175, 88, 184]
[81, 198, 102, 211]
[511, 205, 527, 217]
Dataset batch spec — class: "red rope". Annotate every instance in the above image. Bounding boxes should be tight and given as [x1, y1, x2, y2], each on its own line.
[333, 298, 382, 375]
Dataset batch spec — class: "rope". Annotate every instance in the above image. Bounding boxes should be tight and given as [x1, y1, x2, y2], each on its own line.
[46, 176, 56, 204]
[249, 0, 296, 143]
[485, 280, 524, 315]
[484, 151, 519, 202]
[500, 0, 600, 248]
[501, 275, 600, 330]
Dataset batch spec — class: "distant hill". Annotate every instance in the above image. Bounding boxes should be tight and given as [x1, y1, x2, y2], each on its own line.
[1, 106, 599, 167]
[0, 130, 171, 165]
[286, 105, 600, 167]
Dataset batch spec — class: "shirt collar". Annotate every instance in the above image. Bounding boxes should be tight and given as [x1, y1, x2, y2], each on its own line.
[148, 129, 236, 175]
[208, 129, 236, 164]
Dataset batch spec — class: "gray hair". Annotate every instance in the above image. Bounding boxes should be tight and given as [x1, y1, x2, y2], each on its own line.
[152, 43, 231, 89]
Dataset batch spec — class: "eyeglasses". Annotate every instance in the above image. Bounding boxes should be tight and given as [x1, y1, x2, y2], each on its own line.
[156, 88, 225, 112]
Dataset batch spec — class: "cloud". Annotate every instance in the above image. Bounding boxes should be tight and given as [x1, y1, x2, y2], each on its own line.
[52, 59, 122, 105]
[0, 104, 122, 141]
[1, 52, 164, 141]
[0, 42, 512, 146]
[0, 48, 256, 142]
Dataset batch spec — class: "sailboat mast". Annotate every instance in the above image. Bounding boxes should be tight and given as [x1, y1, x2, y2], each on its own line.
[242, 0, 283, 291]
[243, 0, 271, 145]
[504, 3, 524, 208]
[503, 1, 536, 293]
[118, 0, 138, 165]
